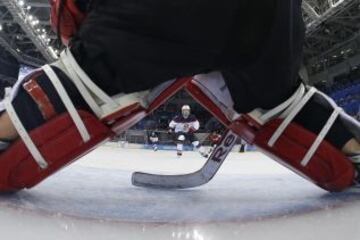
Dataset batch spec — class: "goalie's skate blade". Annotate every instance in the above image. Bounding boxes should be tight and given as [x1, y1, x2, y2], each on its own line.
[132, 130, 237, 189]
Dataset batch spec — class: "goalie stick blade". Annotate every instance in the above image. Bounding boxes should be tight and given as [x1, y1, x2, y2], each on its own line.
[132, 171, 207, 189]
[131, 130, 238, 189]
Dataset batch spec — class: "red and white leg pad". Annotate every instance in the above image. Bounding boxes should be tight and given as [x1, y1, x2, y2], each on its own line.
[0, 65, 190, 192]
[186, 72, 356, 192]
[0, 111, 112, 192]
[1, 60, 355, 192]
[233, 117, 354, 191]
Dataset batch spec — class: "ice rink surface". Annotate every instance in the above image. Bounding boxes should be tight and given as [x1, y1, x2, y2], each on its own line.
[1, 146, 360, 240]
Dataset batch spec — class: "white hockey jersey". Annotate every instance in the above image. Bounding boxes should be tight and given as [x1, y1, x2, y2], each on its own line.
[149, 136, 159, 143]
[169, 115, 200, 133]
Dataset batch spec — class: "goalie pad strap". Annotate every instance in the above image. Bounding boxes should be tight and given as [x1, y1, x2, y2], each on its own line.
[42, 64, 90, 142]
[4, 87, 49, 169]
[268, 87, 316, 147]
[23, 78, 57, 120]
[301, 109, 340, 166]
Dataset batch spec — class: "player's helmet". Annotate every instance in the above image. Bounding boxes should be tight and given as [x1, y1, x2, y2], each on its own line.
[181, 105, 191, 119]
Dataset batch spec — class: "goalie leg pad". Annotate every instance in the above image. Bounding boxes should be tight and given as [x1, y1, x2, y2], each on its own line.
[0, 77, 190, 192]
[186, 75, 356, 191]
[245, 118, 355, 192]
[0, 111, 112, 192]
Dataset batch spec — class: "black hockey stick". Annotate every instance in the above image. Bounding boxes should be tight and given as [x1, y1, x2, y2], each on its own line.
[131, 129, 238, 189]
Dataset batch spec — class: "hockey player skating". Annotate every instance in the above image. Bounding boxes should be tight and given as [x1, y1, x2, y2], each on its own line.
[0, 0, 360, 192]
[149, 131, 159, 151]
[239, 138, 247, 153]
[168, 105, 207, 157]
[199, 130, 223, 158]
[208, 131, 222, 148]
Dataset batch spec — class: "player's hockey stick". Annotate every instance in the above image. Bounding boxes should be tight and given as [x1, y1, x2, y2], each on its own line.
[131, 129, 238, 189]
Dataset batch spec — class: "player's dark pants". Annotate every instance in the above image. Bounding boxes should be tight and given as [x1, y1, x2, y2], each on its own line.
[175, 132, 198, 145]
[72, 0, 298, 109]
[10, 0, 352, 150]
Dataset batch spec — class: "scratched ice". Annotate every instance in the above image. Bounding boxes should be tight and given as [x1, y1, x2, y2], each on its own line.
[1, 146, 359, 240]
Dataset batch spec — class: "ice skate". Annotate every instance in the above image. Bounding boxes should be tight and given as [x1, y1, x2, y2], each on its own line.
[195, 145, 209, 158]
[153, 145, 158, 152]
[200, 151, 209, 158]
